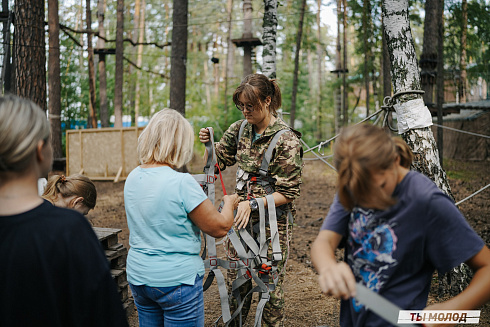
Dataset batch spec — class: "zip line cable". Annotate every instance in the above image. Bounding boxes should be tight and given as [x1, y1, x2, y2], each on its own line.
[455, 183, 490, 206]
[432, 123, 490, 139]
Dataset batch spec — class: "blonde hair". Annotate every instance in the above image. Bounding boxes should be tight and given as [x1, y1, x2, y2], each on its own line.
[334, 124, 413, 211]
[137, 109, 194, 168]
[0, 95, 50, 173]
[232, 73, 282, 116]
[42, 174, 97, 209]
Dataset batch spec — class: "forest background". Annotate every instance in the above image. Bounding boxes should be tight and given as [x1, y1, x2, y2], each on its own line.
[5, 0, 488, 157]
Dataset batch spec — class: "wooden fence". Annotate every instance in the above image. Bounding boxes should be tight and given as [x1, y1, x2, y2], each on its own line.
[66, 127, 144, 181]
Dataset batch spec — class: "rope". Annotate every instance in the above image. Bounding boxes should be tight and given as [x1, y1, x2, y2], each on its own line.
[455, 183, 490, 206]
[432, 123, 490, 139]
[303, 154, 334, 161]
[300, 139, 337, 172]
[303, 109, 384, 154]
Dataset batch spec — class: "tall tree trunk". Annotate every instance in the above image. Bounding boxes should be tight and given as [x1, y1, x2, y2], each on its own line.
[436, 0, 444, 168]
[420, 0, 438, 109]
[290, 0, 306, 128]
[381, 22, 391, 99]
[242, 0, 253, 77]
[459, 0, 467, 104]
[316, 0, 323, 141]
[262, 0, 278, 79]
[86, 0, 97, 128]
[48, 0, 62, 158]
[134, 0, 146, 127]
[128, 0, 141, 119]
[362, 0, 370, 117]
[382, 0, 451, 195]
[14, 0, 46, 110]
[335, 0, 342, 133]
[97, 0, 109, 127]
[2, 0, 12, 93]
[224, 0, 234, 126]
[342, 0, 348, 125]
[170, 0, 188, 115]
[114, 0, 124, 127]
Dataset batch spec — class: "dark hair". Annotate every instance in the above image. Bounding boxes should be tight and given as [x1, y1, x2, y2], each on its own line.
[334, 124, 413, 211]
[232, 73, 282, 116]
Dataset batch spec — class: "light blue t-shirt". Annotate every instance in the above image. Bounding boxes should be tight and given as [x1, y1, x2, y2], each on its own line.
[124, 166, 208, 287]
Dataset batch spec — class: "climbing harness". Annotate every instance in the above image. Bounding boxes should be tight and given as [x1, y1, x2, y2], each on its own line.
[194, 123, 294, 327]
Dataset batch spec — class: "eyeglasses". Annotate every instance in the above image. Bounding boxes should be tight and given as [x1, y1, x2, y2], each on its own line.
[235, 102, 255, 112]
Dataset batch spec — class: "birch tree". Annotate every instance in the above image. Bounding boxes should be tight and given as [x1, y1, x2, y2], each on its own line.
[382, 0, 473, 297]
[262, 0, 278, 79]
[382, 0, 452, 197]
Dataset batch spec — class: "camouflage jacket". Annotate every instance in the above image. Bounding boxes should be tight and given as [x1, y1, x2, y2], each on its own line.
[215, 118, 303, 201]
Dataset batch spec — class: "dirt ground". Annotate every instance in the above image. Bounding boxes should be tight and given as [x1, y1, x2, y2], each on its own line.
[88, 157, 489, 327]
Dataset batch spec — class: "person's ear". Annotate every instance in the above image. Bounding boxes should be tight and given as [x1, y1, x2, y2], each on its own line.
[36, 140, 45, 163]
[71, 197, 84, 208]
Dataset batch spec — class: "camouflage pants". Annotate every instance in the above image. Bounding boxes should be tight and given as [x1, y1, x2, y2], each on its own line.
[226, 210, 292, 327]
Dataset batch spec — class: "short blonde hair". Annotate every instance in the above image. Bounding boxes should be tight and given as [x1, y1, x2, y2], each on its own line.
[0, 95, 50, 173]
[137, 109, 194, 168]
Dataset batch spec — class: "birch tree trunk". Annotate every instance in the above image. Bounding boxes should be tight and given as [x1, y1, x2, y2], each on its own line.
[48, 0, 62, 158]
[290, 0, 306, 128]
[114, 0, 124, 127]
[382, 0, 451, 196]
[382, 0, 471, 298]
[262, 0, 278, 79]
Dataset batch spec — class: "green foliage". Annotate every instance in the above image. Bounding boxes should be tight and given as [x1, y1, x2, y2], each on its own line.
[52, 0, 488, 154]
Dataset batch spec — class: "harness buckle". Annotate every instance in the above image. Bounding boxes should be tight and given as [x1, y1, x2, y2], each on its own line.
[258, 263, 272, 275]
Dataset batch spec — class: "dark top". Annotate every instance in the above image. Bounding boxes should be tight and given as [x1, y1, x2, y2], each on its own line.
[0, 200, 129, 327]
[321, 171, 485, 327]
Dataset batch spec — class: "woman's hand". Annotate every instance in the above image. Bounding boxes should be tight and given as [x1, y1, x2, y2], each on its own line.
[199, 128, 211, 143]
[223, 194, 239, 210]
[234, 200, 251, 230]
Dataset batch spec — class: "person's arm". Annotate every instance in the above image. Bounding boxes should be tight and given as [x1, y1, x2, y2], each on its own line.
[234, 192, 291, 229]
[423, 246, 490, 327]
[311, 230, 357, 300]
[188, 194, 238, 238]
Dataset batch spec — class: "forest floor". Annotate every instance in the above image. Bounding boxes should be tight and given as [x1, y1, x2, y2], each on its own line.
[88, 157, 489, 327]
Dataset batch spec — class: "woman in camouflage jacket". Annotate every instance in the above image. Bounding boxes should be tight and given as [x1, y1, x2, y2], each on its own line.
[199, 73, 303, 327]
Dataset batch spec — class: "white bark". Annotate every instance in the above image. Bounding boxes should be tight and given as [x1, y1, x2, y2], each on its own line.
[262, 0, 278, 79]
[382, 0, 452, 198]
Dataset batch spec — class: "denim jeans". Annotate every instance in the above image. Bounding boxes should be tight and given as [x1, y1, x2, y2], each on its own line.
[129, 274, 204, 327]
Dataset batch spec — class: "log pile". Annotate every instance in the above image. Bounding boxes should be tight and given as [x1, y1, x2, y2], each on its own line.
[93, 227, 134, 317]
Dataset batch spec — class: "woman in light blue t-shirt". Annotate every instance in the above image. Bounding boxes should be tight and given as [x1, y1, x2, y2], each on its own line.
[124, 109, 238, 327]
